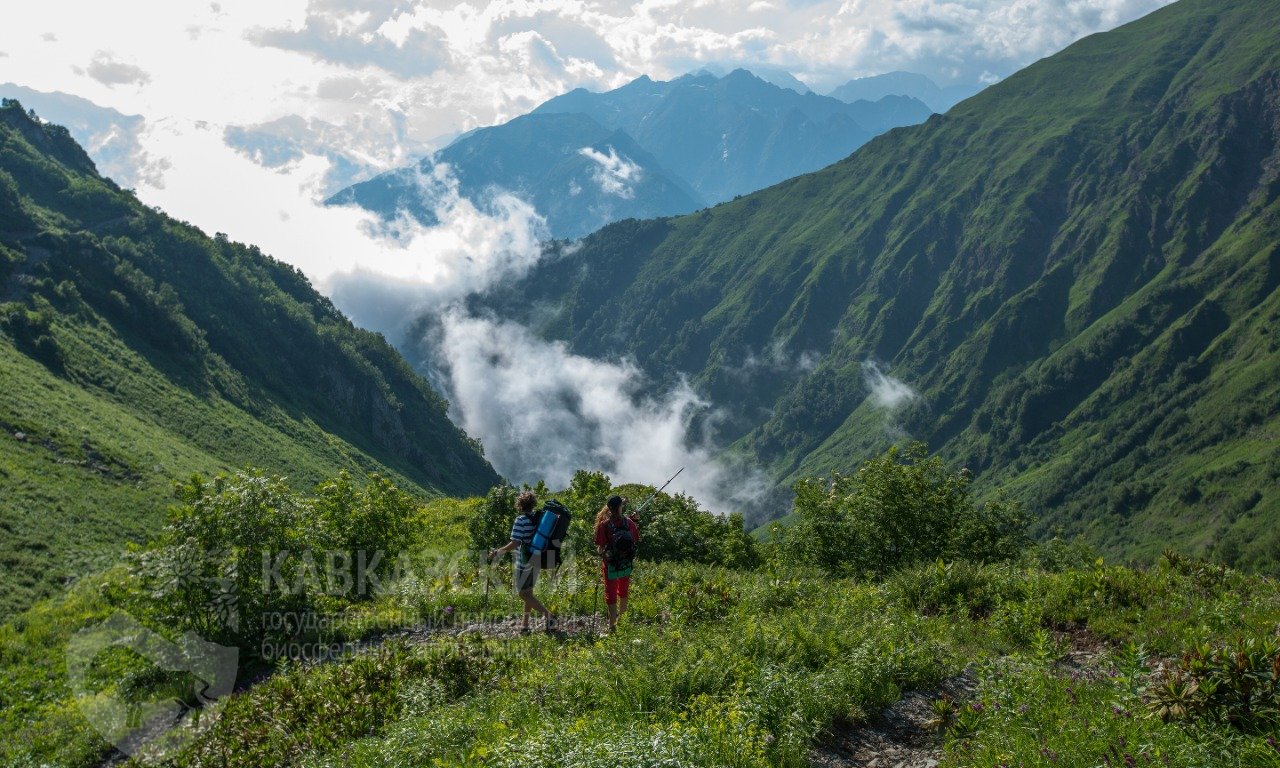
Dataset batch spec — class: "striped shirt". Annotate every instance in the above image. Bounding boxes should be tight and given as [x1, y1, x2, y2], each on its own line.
[510, 513, 537, 547]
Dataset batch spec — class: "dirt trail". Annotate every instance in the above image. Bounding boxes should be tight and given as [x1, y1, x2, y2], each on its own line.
[389, 612, 609, 642]
[808, 630, 1111, 767]
[807, 668, 977, 768]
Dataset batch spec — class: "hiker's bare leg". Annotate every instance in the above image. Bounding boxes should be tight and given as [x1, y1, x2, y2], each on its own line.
[607, 602, 619, 631]
[520, 589, 549, 626]
[618, 595, 627, 620]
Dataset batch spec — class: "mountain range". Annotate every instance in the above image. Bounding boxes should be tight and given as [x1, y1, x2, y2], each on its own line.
[827, 71, 984, 113]
[329, 69, 932, 239]
[473, 0, 1280, 570]
[0, 100, 498, 616]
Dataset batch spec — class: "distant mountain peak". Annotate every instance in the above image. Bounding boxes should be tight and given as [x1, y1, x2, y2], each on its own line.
[827, 70, 984, 113]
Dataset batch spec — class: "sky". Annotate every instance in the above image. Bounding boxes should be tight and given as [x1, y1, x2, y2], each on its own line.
[1, 0, 1176, 257]
[1, 0, 1173, 505]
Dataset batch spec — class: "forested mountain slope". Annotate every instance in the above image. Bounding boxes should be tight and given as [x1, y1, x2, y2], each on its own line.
[477, 0, 1280, 570]
[0, 101, 499, 616]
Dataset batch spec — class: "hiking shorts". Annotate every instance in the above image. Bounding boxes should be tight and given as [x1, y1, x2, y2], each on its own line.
[603, 570, 630, 605]
[515, 558, 539, 592]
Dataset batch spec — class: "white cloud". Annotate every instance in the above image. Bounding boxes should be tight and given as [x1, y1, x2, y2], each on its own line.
[125, 116, 547, 338]
[248, 11, 454, 79]
[726, 337, 820, 380]
[579, 145, 642, 198]
[435, 309, 770, 513]
[84, 51, 151, 87]
[0, 0, 1175, 223]
[862, 360, 917, 410]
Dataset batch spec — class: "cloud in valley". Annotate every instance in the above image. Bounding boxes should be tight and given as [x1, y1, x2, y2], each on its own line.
[579, 146, 642, 198]
[862, 360, 918, 410]
[435, 310, 769, 513]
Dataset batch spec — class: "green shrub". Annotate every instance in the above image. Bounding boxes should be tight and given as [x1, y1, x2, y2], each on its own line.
[886, 560, 1014, 618]
[1146, 636, 1280, 733]
[620, 488, 759, 569]
[128, 471, 421, 656]
[467, 484, 519, 553]
[779, 443, 1031, 577]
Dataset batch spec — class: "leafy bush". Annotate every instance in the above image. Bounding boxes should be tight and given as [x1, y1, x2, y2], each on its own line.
[886, 560, 1015, 618]
[1146, 637, 1280, 733]
[778, 443, 1031, 577]
[618, 486, 759, 569]
[467, 484, 520, 553]
[128, 471, 421, 655]
[312, 472, 416, 573]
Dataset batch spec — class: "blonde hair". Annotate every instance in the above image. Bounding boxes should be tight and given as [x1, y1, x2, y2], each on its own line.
[596, 496, 625, 527]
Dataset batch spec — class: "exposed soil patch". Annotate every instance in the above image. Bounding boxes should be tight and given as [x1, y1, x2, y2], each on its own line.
[809, 628, 1125, 767]
[808, 668, 978, 768]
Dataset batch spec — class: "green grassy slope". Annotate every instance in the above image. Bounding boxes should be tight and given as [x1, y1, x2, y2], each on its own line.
[0, 101, 499, 617]
[477, 0, 1280, 568]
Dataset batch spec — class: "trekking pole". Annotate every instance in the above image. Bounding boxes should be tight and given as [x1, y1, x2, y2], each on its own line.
[591, 554, 600, 620]
[629, 467, 684, 519]
[481, 551, 492, 617]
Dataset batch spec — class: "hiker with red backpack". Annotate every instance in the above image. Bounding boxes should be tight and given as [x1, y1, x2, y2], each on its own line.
[594, 494, 639, 633]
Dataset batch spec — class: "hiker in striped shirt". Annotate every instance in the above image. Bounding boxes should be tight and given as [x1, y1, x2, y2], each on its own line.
[487, 490, 554, 633]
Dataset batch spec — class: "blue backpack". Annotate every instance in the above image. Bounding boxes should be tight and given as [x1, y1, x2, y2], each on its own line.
[527, 500, 572, 569]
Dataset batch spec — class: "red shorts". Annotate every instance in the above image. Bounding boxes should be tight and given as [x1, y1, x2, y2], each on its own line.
[603, 568, 630, 605]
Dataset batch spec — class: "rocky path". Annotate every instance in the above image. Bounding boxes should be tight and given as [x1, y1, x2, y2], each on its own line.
[390, 612, 609, 642]
[808, 630, 1112, 767]
[807, 668, 978, 768]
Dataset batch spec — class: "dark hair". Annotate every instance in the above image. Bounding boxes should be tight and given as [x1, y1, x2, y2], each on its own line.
[606, 495, 623, 511]
[517, 491, 537, 514]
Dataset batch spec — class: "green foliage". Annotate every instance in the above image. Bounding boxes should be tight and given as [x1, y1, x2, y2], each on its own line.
[886, 560, 1018, 619]
[468, 484, 519, 552]
[778, 443, 1030, 577]
[619, 485, 760, 569]
[0, 101, 498, 617]
[942, 659, 1278, 767]
[1146, 637, 1280, 733]
[313, 472, 417, 571]
[5, 514, 1280, 768]
[174, 640, 448, 768]
[127, 471, 420, 654]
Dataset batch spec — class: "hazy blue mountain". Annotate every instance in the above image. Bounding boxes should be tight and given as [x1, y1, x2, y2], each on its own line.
[330, 68, 930, 239]
[533, 68, 933, 203]
[327, 112, 703, 240]
[828, 71, 984, 113]
[693, 63, 811, 93]
[0, 83, 159, 188]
